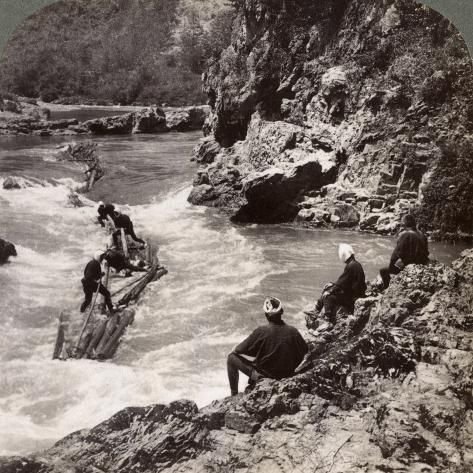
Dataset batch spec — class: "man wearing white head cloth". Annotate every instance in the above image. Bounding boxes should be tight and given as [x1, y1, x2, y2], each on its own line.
[316, 244, 366, 323]
[227, 297, 308, 396]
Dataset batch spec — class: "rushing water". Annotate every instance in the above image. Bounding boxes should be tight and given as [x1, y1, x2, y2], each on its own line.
[0, 128, 466, 456]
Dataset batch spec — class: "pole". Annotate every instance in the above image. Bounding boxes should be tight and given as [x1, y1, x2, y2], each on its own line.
[120, 228, 129, 258]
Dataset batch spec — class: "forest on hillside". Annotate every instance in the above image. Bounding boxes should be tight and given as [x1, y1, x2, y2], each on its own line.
[0, 0, 234, 105]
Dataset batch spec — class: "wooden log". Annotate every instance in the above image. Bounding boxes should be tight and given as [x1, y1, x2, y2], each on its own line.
[118, 265, 167, 306]
[120, 228, 129, 258]
[95, 313, 120, 358]
[53, 311, 67, 360]
[76, 279, 101, 352]
[101, 310, 135, 359]
[76, 330, 93, 357]
[84, 319, 108, 358]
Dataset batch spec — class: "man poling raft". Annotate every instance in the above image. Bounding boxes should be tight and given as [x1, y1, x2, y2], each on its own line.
[80, 251, 115, 315]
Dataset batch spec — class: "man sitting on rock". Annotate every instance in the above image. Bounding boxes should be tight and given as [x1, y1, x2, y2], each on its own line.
[227, 297, 308, 396]
[316, 244, 366, 325]
[101, 249, 147, 277]
[0, 238, 17, 265]
[379, 214, 429, 289]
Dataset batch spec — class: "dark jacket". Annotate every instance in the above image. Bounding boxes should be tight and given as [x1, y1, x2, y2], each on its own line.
[103, 250, 127, 272]
[391, 228, 429, 266]
[83, 259, 102, 282]
[334, 255, 366, 301]
[113, 213, 133, 232]
[235, 321, 308, 379]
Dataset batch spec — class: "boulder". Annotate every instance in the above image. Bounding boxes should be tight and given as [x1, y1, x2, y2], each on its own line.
[0, 238, 17, 264]
[234, 155, 337, 223]
[165, 109, 191, 131]
[132, 107, 166, 133]
[330, 203, 360, 227]
[84, 113, 134, 134]
[193, 137, 221, 165]
[187, 184, 217, 205]
[83, 107, 166, 135]
[359, 213, 380, 230]
[296, 208, 315, 222]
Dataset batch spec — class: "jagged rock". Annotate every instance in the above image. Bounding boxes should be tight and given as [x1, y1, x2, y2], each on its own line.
[330, 202, 360, 227]
[187, 184, 217, 205]
[2, 176, 21, 189]
[295, 208, 314, 222]
[234, 154, 337, 223]
[193, 137, 221, 164]
[132, 107, 166, 133]
[189, 0, 472, 236]
[7, 251, 473, 471]
[359, 213, 380, 230]
[84, 107, 166, 135]
[166, 106, 209, 132]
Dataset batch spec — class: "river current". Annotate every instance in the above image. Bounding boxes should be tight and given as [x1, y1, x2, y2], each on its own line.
[0, 121, 465, 455]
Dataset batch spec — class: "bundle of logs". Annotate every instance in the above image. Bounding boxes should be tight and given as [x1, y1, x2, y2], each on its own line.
[58, 141, 104, 192]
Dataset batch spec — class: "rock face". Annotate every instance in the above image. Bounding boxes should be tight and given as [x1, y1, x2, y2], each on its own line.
[189, 0, 473, 232]
[4, 249, 473, 472]
[165, 106, 210, 132]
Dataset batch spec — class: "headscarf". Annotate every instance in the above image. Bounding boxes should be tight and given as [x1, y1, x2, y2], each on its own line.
[338, 243, 354, 263]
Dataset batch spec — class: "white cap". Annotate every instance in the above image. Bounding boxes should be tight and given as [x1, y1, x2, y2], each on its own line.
[338, 244, 354, 263]
[263, 296, 283, 316]
[94, 250, 104, 261]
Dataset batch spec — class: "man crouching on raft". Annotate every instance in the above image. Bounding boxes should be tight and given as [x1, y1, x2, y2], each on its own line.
[227, 297, 308, 396]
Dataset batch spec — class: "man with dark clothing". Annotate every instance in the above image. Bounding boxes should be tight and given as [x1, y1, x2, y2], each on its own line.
[101, 249, 147, 276]
[112, 212, 145, 247]
[379, 214, 429, 289]
[80, 251, 114, 314]
[316, 244, 366, 321]
[227, 297, 308, 396]
[97, 203, 115, 227]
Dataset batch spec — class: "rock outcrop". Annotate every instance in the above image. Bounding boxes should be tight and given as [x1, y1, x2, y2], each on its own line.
[0, 238, 17, 264]
[189, 0, 473, 233]
[0, 105, 209, 136]
[4, 249, 473, 472]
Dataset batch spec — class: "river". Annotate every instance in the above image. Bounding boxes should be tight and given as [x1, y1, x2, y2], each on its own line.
[0, 122, 466, 456]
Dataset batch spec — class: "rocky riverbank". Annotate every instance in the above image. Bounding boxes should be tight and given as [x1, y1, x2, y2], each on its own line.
[2, 248, 472, 472]
[0, 96, 209, 136]
[188, 0, 473, 236]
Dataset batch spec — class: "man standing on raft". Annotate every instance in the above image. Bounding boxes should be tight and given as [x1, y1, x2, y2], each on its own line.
[227, 297, 308, 396]
[80, 251, 115, 315]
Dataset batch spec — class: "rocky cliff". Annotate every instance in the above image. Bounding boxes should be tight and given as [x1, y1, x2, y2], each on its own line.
[188, 0, 473, 236]
[3, 250, 473, 472]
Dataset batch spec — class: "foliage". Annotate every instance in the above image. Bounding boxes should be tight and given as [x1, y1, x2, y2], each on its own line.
[0, 0, 235, 105]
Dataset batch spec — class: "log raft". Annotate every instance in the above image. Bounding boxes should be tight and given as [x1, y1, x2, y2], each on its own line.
[53, 238, 167, 361]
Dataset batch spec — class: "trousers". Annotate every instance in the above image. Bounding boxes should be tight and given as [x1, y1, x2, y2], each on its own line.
[80, 278, 114, 313]
[379, 262, 401, 289]
[227, 352, 263, 396]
